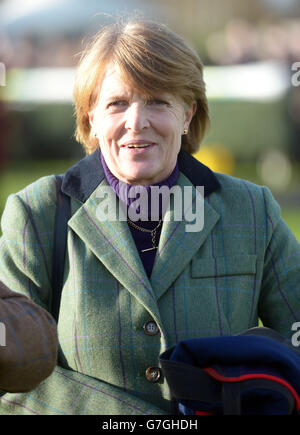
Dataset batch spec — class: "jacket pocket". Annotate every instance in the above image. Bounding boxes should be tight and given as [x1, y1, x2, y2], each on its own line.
[191, 254, 257, 278]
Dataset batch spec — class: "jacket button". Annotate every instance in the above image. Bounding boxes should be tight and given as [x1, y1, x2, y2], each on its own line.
[145, 367, 161, 383]
[143, 320, 159, 336]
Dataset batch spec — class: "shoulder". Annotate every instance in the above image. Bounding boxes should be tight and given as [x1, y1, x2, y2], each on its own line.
[1, 175, 58, 235]
[214, 171, 265, 196]
[179, 152, 279, 221]
[9, 174, 57, 206]
[210, 172, 281, 225]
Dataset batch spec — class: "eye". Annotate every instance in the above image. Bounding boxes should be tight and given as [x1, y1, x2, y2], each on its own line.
[107, 100, 128, 109]
[147, 98, 169, 106]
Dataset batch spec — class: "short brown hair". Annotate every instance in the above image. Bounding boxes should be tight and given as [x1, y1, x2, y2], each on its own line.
[73, 19, 209, 155]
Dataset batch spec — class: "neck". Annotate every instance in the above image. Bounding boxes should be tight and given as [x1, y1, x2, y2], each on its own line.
[100, 151, 179, 219]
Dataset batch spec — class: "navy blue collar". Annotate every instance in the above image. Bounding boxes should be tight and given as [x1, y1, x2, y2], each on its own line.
[62, 148, 221, 203]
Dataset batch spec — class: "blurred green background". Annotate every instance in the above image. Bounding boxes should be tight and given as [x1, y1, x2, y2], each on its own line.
[0, 0, 299, 239]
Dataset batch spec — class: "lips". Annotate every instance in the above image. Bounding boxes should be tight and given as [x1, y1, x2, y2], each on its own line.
[121, 140, 157, 149]
[126, 144, 152, 149]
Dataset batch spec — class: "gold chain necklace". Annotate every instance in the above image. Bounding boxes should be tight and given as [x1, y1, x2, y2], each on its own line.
[127, 218, 162, 252]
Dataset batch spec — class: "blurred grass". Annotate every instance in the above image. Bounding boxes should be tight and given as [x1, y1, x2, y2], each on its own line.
[0, 160, 299, 241]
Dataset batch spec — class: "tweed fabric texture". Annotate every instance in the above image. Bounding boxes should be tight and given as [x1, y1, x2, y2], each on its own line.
[0, 155, 299, 414]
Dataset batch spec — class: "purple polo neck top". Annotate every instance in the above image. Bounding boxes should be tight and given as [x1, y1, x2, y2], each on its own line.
[100, 152, 179, 278]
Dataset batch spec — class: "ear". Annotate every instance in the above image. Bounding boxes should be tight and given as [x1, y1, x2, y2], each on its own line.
[88, 109, 95, 129]
[184, 101, 197, 130]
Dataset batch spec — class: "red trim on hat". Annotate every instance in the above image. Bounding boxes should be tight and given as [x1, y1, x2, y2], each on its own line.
[195, 410, 213, 415]
[203, 367, 300, 410]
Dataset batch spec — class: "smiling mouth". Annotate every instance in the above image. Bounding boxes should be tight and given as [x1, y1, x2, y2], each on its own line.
[121, 142, 156, 150]
[126, 144, 152, 149]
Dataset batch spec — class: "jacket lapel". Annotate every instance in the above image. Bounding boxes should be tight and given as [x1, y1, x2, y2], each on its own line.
[150, 172, 220, 299]
[68, 178, 160, 320]
[62, 148, 221, 315]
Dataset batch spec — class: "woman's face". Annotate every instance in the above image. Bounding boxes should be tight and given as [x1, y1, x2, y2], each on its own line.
[89, 64, 196, 185]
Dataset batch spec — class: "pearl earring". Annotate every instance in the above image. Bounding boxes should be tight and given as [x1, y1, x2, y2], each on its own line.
[183, 128, 188, 135]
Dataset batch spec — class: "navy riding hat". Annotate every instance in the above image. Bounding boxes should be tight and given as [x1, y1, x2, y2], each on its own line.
[159, 327, 300, 415]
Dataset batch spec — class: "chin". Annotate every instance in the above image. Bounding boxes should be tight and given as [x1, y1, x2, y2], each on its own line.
[125, 174, 157, 185]
[122, 165, 160, 185]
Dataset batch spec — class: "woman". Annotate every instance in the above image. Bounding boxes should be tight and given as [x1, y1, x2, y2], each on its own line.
[0, 19, 299, 415]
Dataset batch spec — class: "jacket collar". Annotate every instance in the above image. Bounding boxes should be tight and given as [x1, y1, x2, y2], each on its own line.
[62, 148, 221, 202]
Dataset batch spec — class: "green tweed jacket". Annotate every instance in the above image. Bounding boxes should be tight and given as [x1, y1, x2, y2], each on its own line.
[0, 150, 299, 415]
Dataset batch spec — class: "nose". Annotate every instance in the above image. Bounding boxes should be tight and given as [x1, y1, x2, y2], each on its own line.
[124, 102, 150, 132]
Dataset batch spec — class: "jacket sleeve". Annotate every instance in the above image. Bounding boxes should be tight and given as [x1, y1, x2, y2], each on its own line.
[0, 187, 167, 415]
[259, 186, 300, 338]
